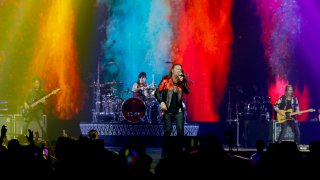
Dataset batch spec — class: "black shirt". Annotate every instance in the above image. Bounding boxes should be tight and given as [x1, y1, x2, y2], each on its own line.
[168, 92, 182, 113]
[26, 89, 46, 110]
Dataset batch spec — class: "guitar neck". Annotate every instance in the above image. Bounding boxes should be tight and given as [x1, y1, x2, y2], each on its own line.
[30, 93, 52, 108]
[290, 109, 311, 116]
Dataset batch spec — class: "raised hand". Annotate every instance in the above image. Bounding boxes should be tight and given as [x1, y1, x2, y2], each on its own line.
[1, 125, 7, 138]
[26, 129, 34, 144]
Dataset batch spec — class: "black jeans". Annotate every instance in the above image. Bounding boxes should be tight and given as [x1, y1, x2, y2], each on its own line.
[278, 120, 300, 144]
[162, 111, 184, 158]
[23, 109, 47, 139]
[164, 111, 184, 137]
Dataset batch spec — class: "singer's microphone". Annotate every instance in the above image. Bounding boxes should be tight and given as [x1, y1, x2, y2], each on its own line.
[179, 73, 185, 77]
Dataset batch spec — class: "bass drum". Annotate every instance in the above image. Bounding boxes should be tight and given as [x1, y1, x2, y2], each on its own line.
[121, 98, 146, 123]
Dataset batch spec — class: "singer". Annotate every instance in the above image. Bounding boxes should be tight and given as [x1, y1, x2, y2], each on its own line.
[155, 63, 190, 157]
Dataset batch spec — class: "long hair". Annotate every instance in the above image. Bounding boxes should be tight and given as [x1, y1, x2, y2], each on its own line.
[164, 63, 188, 83]
[285, 84, 293, 92]
[32, 77, 42, 85]
[32, 77, 44, 91]
[137, 72, 146, 84]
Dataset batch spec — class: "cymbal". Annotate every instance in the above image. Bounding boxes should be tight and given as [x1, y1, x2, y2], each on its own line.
[102, 94, 115, 97]
[102, 81, 123, 85]
[90, 81, 123, 87]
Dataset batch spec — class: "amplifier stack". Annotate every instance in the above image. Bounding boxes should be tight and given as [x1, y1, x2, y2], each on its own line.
[0, 114, 47, 139]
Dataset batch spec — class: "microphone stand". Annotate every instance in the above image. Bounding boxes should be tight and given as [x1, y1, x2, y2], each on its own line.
[227, 88, 232, 124]
[235, 104, 240, 150]
[226, 87, 240, 150]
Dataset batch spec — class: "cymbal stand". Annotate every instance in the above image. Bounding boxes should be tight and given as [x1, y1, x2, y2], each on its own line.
[226, 88, 240, 150]
[151, 74, 155, 88]
[227, 88, 232, 124]
[92, 63, 101, 123]
[235, 104, 240, 149]
[145, 104, 152, 124]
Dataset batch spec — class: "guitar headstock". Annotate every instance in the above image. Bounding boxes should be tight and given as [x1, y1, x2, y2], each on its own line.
[51, 88, 61, 94]
[309, 109, 316, 112]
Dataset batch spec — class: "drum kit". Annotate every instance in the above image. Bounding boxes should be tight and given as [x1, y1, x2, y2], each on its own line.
[226, 88, 274, 148]
[91, 79, 161, 124]
[240, 96, 273, 121]
[90, 61, 162, 123]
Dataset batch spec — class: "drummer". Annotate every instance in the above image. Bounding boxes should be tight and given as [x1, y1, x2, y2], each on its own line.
[132, 72, 149, 100]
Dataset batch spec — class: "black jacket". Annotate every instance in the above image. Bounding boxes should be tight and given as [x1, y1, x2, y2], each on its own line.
[155, 76, 189, 110]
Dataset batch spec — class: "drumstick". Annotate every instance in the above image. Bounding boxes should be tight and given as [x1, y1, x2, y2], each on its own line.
[152, 74, 155, 88]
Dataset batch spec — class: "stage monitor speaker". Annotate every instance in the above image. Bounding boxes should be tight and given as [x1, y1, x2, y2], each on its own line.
[13, 114, 47, 139]
[0, 115, 14, 139]
[243, 120, 273, 148]
[273, 121, 295, 142]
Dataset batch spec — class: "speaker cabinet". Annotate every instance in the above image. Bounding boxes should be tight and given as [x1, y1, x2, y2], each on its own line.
[273, 121, 295, 142]
[13, 114, 47, 139]
[0, 115, 14, 139]
[243, 120, 273, 148]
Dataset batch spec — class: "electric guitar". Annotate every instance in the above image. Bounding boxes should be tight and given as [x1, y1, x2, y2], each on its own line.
[277, 108, 315, 123]
[22, 88, 60, 117]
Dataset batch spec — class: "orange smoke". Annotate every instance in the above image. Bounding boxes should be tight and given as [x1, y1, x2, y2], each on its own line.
[30, 0, 85, 119]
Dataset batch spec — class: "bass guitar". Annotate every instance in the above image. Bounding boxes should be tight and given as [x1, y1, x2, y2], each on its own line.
[22, 88, 60, 117]
[277, 108, 315, 123]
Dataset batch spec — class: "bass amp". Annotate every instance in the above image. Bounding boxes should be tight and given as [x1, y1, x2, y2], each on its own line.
[273, 121, 295, 142]
[0, 114, 14, 139]
[13, 114, 47, 139]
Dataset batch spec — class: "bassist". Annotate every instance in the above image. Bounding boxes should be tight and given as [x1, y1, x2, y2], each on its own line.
[274, 84, 300, 144]
[23, 77, 47, 140]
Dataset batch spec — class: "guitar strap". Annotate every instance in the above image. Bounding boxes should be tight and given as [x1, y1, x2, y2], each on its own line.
[278, 95, 287, 110]
[292, 97, 297, 111]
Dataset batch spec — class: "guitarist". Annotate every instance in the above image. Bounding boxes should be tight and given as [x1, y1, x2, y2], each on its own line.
[23, 78, 47, 140]
[274, 84, 301, 144]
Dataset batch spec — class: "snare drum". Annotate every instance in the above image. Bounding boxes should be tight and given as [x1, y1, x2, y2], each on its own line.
[141, 88, 156, 99]
[121, 98, 146, 123]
